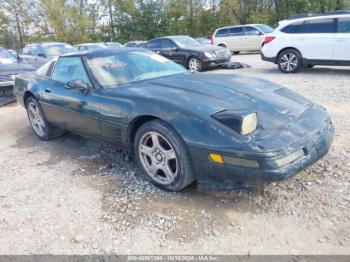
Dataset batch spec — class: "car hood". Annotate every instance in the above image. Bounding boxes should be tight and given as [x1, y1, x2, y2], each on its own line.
[137, 72, 312, 131]
[182, 44, 225, 53]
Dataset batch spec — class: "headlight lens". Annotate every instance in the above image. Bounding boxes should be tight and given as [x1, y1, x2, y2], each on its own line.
[212, 110, 257, 135]
[241, 113, 257, 135]
[204, 52, 215, 58]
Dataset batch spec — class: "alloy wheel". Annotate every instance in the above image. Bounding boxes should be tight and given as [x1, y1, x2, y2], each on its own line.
[188, 58, 200, 71]
[138, 131, 178, 185]
[280, 53, 298, 72]
[27, 101, 46, 137]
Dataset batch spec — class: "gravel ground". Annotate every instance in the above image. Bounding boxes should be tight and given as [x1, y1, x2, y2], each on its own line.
[0, 54, 349, 255]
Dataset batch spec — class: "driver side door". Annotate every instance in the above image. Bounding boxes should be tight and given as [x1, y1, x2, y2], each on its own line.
[40, 56, 102, 137]
[160, 39, 187, 66]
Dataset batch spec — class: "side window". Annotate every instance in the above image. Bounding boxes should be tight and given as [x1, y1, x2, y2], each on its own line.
[145, 40, 161, 49]
[33, 45, 46, 56]
[245, 26, 260, 35]
[338, 17, 350, 33]
[281, 21, 304, 33]
[229, 27, 244, 36]
[36, 60, 55, 77]
[296, 19, 334, 33]
[52, 57, 92, 86]
[161, 39, 176, 49]
[215, 28, 228, 37]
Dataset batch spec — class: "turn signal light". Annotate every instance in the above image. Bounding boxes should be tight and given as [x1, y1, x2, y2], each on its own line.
[264, 36, 276, 44]
[210, 153, 224, 164]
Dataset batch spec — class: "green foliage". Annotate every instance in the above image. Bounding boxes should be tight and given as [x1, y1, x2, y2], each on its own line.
[0, 0, 349, 49]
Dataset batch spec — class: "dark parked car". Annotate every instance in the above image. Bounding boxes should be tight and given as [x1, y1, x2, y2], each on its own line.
[143, 35, 231, 71]
[21, 42, 74, 68]
[124, 41, 146, 48]
[0, 47, 35, 100]
[14, 48, 334, 191]
[74, 43, 107, 51]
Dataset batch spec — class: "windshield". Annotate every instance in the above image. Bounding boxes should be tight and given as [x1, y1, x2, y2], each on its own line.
[172, 36, 202, 48]
[86, 51, 186, 88]
[105, 42, 123, 48]
[0, 48, 17, 64]
[45, 44, 73, 56]
[255, 24, 274, 33]
[196, 38, 211, 45]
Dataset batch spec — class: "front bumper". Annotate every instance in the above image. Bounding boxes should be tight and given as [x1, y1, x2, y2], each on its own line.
[190, 117, 334, 189]
[202, 56, 231, 69]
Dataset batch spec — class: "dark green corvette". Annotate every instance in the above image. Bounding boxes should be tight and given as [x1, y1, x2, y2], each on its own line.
[14, 48, 334, 191]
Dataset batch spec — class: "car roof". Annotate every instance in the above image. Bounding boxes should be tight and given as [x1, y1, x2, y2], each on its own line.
[279, 11, 350, 25]
[60, 47, 146, 58]
[214, 24, 262, 31]
[288, 10, 350, 20]
[147, 35, 192, 42]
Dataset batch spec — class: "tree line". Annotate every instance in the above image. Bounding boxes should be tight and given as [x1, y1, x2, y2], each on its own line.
[0, 0, 349, 50]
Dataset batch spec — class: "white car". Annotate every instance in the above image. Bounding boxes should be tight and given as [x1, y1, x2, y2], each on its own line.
[261, 11, 350, 73]
[212, 24, 274, 54]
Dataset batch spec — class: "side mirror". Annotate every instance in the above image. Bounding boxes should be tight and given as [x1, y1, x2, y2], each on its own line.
[255, 30, 262, 36]
[65, 79, 89, 94]
[37, 53, 46, 58]
[171, 46, 179, 52]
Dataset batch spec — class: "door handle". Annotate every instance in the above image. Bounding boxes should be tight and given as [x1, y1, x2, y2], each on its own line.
[44, 88, 51, 93]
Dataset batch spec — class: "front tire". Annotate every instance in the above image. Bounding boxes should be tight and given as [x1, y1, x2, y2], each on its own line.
[134, 119, 195, 191]
[187, 56, 203, 72]
[26, 96, 64, 140]
[277, 49, 302, 73]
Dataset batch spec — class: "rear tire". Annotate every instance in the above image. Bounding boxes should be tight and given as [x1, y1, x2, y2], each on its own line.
[25, 96, 64, 140]
[277, 49, 302, 73]
[134, 119, 195, 191]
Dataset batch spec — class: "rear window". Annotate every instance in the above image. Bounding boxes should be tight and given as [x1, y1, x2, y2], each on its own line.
[229, 27, 244, 36]
[215, 28, 228, 37]
[338, 17, 350, 33]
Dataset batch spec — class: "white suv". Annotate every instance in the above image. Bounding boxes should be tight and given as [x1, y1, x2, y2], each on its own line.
[212, 24, 273, 54]
[261, 11, 350, 73]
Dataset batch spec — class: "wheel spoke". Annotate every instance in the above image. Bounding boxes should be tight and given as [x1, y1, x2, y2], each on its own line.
[163, 149, 176, 160]
[139, 144, 153, 157]
[151, 133, 160, 149]
[160, 165, 175, 182]
[29, 104, 37, 117]
[148, 162, 158, 175]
